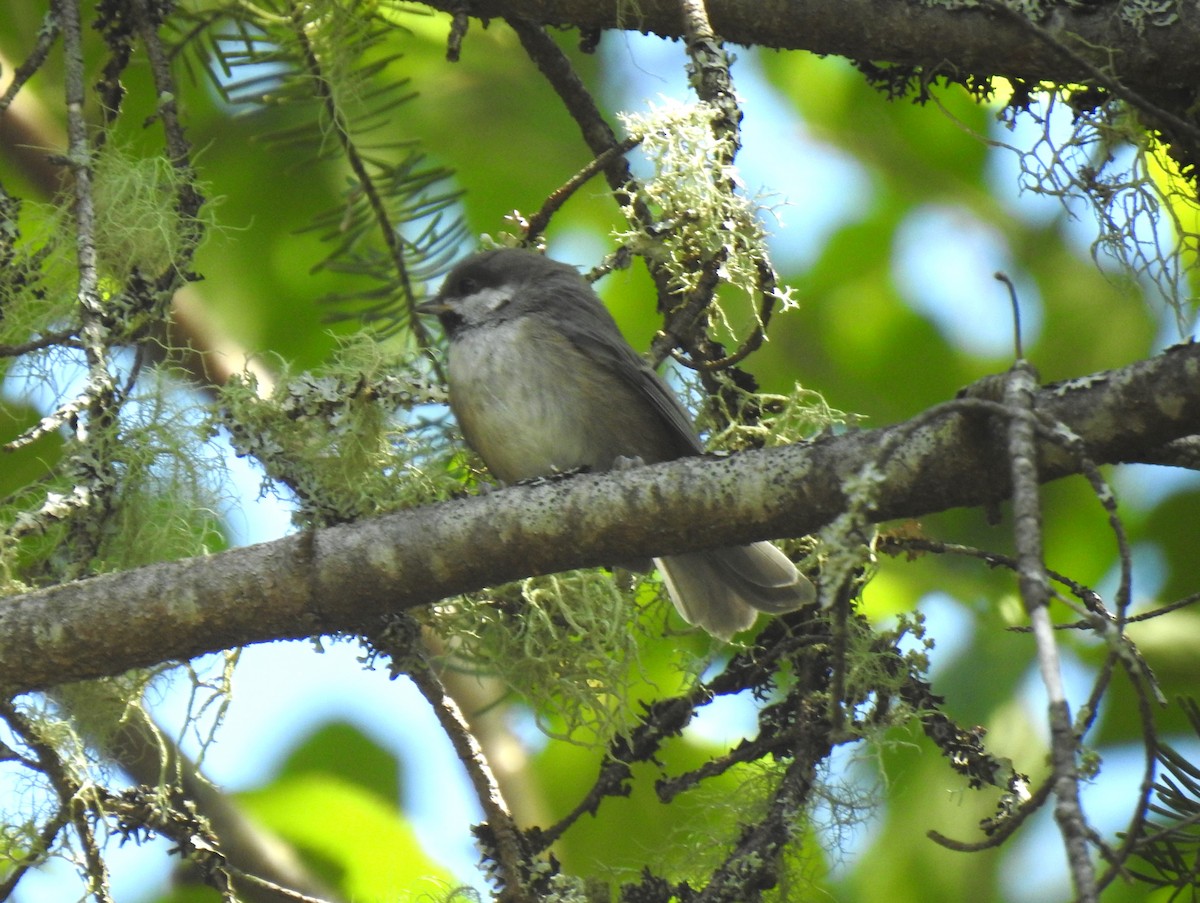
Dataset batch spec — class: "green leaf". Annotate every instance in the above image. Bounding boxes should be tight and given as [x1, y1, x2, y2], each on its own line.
[239, 771, 449, 898]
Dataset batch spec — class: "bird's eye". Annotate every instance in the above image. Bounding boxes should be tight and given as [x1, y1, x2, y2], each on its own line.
[457, 275, 480, 295]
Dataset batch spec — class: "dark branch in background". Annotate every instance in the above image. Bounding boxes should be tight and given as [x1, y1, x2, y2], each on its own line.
[502, 18, 638, 204]
[0, 10, 59, 113]
[0, 328, 81, 358]
[369, 618, 539, 903]
[3, 343, 1199, 694]
[94, 694, 342, 902]
[426, 0, 1200, 98]
[499, 17, 692, 342]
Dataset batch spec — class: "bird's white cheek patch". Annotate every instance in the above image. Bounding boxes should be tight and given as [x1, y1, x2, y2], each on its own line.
[459, 286, 515, 317]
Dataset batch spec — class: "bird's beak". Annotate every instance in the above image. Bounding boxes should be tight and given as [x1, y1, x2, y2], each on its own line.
[414, 297, 450, 316]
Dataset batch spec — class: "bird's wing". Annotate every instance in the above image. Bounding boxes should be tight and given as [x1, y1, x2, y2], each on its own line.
[558, 302, 705, 458]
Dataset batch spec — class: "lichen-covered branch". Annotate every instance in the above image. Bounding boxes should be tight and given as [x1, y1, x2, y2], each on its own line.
[425, 0, 1200, 97]
[2, 343, 1198, 693]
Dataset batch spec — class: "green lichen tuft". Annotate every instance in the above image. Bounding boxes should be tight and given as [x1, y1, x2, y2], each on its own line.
[427, 570, 665, 744]
[614, 98, 793, 335]
[90, 143, 209, 286]
[217, 334, 456, 527]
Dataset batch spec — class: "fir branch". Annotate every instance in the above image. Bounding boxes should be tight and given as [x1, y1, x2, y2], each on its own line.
[194, 0, 464, 347]
[1122, 699, 1200, 894]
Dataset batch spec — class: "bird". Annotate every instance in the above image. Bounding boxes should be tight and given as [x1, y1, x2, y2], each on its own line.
[417, 247, 814, 639]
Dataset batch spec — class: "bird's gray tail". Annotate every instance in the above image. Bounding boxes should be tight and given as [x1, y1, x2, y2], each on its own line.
[656, 542, 815, 641]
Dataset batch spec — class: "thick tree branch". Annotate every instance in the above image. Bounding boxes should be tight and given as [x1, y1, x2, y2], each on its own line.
[2, 343, 1198, 694]
[434, 0, 1200, 95]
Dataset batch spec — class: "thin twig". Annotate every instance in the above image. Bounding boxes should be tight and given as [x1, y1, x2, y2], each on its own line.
[1093, 650, 1161, 893]
[1004, 355, 1097, 901]
[503, 14, 688, 322]
[678, 0, 741, 155]
[504, 18, 638, 205]
[995, 271, 1023, 359]
[129, 0, 205, 265]
[0, 327, 81, 358]
[445, 8, 469, 62]
[396, 633, 535, 903]
[0, 698, 114, 902]
[56, 0, 120, 578]
[227, 868, 337, 903]
[878, 536, 1106, 615]
[57, 0, 100, 343]
[671, 253, 779, 371]
[1122, 592, 1200, 622]
[0, 9, 60, 112]
[929, 779, 1055, 851]
[523, 136, 642, 240]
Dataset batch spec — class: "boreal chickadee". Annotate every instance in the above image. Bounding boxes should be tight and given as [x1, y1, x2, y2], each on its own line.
[417, 248, 814, 639]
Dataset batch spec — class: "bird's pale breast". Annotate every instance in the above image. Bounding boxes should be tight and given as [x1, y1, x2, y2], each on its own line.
[448, 316, 680, 482]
